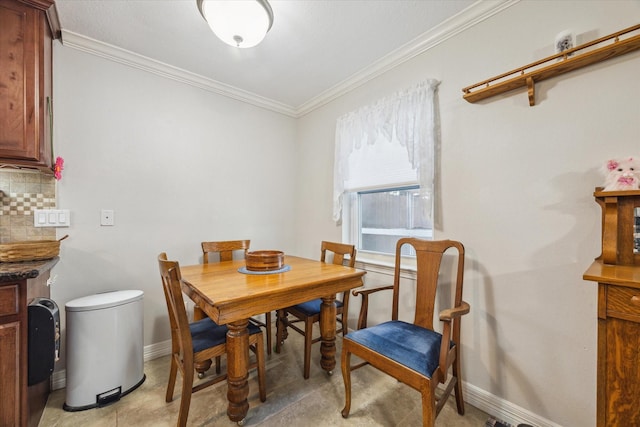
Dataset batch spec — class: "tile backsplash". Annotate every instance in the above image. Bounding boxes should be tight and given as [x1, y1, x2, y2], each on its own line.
[0, 169, 57, 243]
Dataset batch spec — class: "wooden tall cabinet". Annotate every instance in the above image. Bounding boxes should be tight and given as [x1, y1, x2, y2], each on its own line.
[584, 189, 640, 427]
[0, 0, 60, 172]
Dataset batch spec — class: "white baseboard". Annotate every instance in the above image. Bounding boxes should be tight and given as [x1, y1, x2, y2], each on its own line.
[143, 338, 173, 361]
[464, 381, 562, 427]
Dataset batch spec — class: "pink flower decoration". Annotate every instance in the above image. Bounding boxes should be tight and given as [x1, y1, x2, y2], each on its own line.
[607, 160, 619, 171]
[54, 156, 64, 181]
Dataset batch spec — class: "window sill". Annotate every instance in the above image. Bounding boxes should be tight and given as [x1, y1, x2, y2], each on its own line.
[354, 252, 417, 279]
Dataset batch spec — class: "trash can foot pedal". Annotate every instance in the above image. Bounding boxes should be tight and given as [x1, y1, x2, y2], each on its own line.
[97, 386, 121, 407]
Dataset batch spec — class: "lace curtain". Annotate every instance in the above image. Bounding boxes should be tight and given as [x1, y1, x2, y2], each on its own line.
[332, 79, 440, 221]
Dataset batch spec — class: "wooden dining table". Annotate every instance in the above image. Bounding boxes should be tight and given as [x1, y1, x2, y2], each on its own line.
[180, 255, 366, 423]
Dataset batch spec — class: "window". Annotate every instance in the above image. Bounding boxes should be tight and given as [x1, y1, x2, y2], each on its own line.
[346, 186, 432, 256]
[333, 79, 440, 258]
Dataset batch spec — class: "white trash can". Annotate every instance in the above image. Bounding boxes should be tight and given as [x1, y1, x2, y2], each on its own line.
[64, 290, 145, 411]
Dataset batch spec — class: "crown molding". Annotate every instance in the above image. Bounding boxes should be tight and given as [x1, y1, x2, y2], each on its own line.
[60, 30, 298, 118]
[296, 0, 520, 116]
[59, 0, 518, 119]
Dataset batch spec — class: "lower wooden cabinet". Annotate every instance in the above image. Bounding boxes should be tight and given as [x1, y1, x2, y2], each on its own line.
[585, 261, 640, 426]
[0, 281, 27, 427]
[0, 271, 52, 427]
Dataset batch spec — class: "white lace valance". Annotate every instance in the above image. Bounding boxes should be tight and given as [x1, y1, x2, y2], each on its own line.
[333, 79, 440, 221]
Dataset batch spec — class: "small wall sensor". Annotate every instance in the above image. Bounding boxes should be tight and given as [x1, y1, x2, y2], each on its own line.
[555, 30, 575, 55]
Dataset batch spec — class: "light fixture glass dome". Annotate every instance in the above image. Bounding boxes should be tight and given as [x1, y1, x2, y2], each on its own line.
[197, 0, 274, 48]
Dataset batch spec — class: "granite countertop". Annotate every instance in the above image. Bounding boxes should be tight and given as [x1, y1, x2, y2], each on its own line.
[0, 257, 59, 283]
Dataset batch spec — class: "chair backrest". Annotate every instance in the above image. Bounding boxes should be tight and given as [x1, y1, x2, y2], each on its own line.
[158, 253, 193, 364]
[321, 241, 356, 268]
[201, 240, 250, 263]
[391, 238, 465, 332]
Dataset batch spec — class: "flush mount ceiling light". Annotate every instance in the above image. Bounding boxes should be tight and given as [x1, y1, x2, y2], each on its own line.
[197, 0, 274, 49]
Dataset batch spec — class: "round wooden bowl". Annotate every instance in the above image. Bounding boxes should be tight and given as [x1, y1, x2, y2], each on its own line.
[245, 250, 285, 271]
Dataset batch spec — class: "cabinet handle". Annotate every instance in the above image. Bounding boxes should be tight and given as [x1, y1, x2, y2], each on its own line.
[631, 295, 640, 305]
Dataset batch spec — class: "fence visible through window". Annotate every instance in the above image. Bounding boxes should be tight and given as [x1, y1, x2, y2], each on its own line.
[358, 186, 432, 256]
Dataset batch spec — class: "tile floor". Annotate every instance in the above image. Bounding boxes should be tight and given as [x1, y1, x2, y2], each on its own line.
[40, 327, 490, 426]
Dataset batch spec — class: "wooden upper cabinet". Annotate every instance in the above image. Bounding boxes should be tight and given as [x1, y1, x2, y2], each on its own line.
[0, 0, 57, 172]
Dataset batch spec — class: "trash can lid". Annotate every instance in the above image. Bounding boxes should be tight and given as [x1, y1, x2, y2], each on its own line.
[66, 290, 143, 312]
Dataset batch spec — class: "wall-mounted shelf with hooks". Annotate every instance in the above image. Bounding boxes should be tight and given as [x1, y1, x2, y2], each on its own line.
[462, 24, 640, 106]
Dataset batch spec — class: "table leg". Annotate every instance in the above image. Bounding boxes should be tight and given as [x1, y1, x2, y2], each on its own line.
[319, 295, 337, 373]
[226, 319, 250, 423]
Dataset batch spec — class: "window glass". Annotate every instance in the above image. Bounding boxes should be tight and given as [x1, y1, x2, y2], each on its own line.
[635, 207, 640, 253]
[352, 186, 432, 256]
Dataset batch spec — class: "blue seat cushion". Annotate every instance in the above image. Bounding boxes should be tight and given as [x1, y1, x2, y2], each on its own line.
[290, 298, 343, 316]
[344, 320, 445, 378]
[190, 317, 262, 353]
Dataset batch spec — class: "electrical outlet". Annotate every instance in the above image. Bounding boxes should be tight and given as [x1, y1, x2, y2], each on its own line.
[101, 209, 115, 226]
[555, 30, 574, 55]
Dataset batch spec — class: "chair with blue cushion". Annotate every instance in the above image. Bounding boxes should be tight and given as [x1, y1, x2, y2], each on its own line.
[341, 238, 469, 427]
[158, 253, 266, 427]
[275, 241, 356, 379]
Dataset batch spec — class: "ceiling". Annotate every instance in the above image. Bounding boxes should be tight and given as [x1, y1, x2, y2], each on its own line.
[54, 0, 508, 116]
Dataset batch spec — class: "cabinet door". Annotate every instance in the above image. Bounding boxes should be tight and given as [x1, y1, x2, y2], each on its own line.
[0, 321, 23, 427]
[605, 317, 640, 426]
[0, 281, 27, 427]
[0, 0, 52, 170]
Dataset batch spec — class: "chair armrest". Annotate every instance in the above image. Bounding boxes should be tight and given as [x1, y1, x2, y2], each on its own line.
[438, 301, 470, 322]
[436, 301, 470, 383]
[352, 285, 393, 298]
[352, 285, 394, 330]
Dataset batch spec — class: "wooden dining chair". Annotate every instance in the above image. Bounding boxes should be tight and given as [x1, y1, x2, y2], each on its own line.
[341, 238, 469, 427]
[201, 240, 273, 355]
[275, 241, 356, 379]
[157, 253, 266, 427]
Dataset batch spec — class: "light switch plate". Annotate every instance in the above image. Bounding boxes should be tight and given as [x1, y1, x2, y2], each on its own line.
[33, 209, 70, 227]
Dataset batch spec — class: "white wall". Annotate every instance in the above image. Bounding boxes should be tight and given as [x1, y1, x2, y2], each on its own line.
[52, 45, 298, 358]
[48, 1, 640, 425]
[294, 1, 640, 426]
